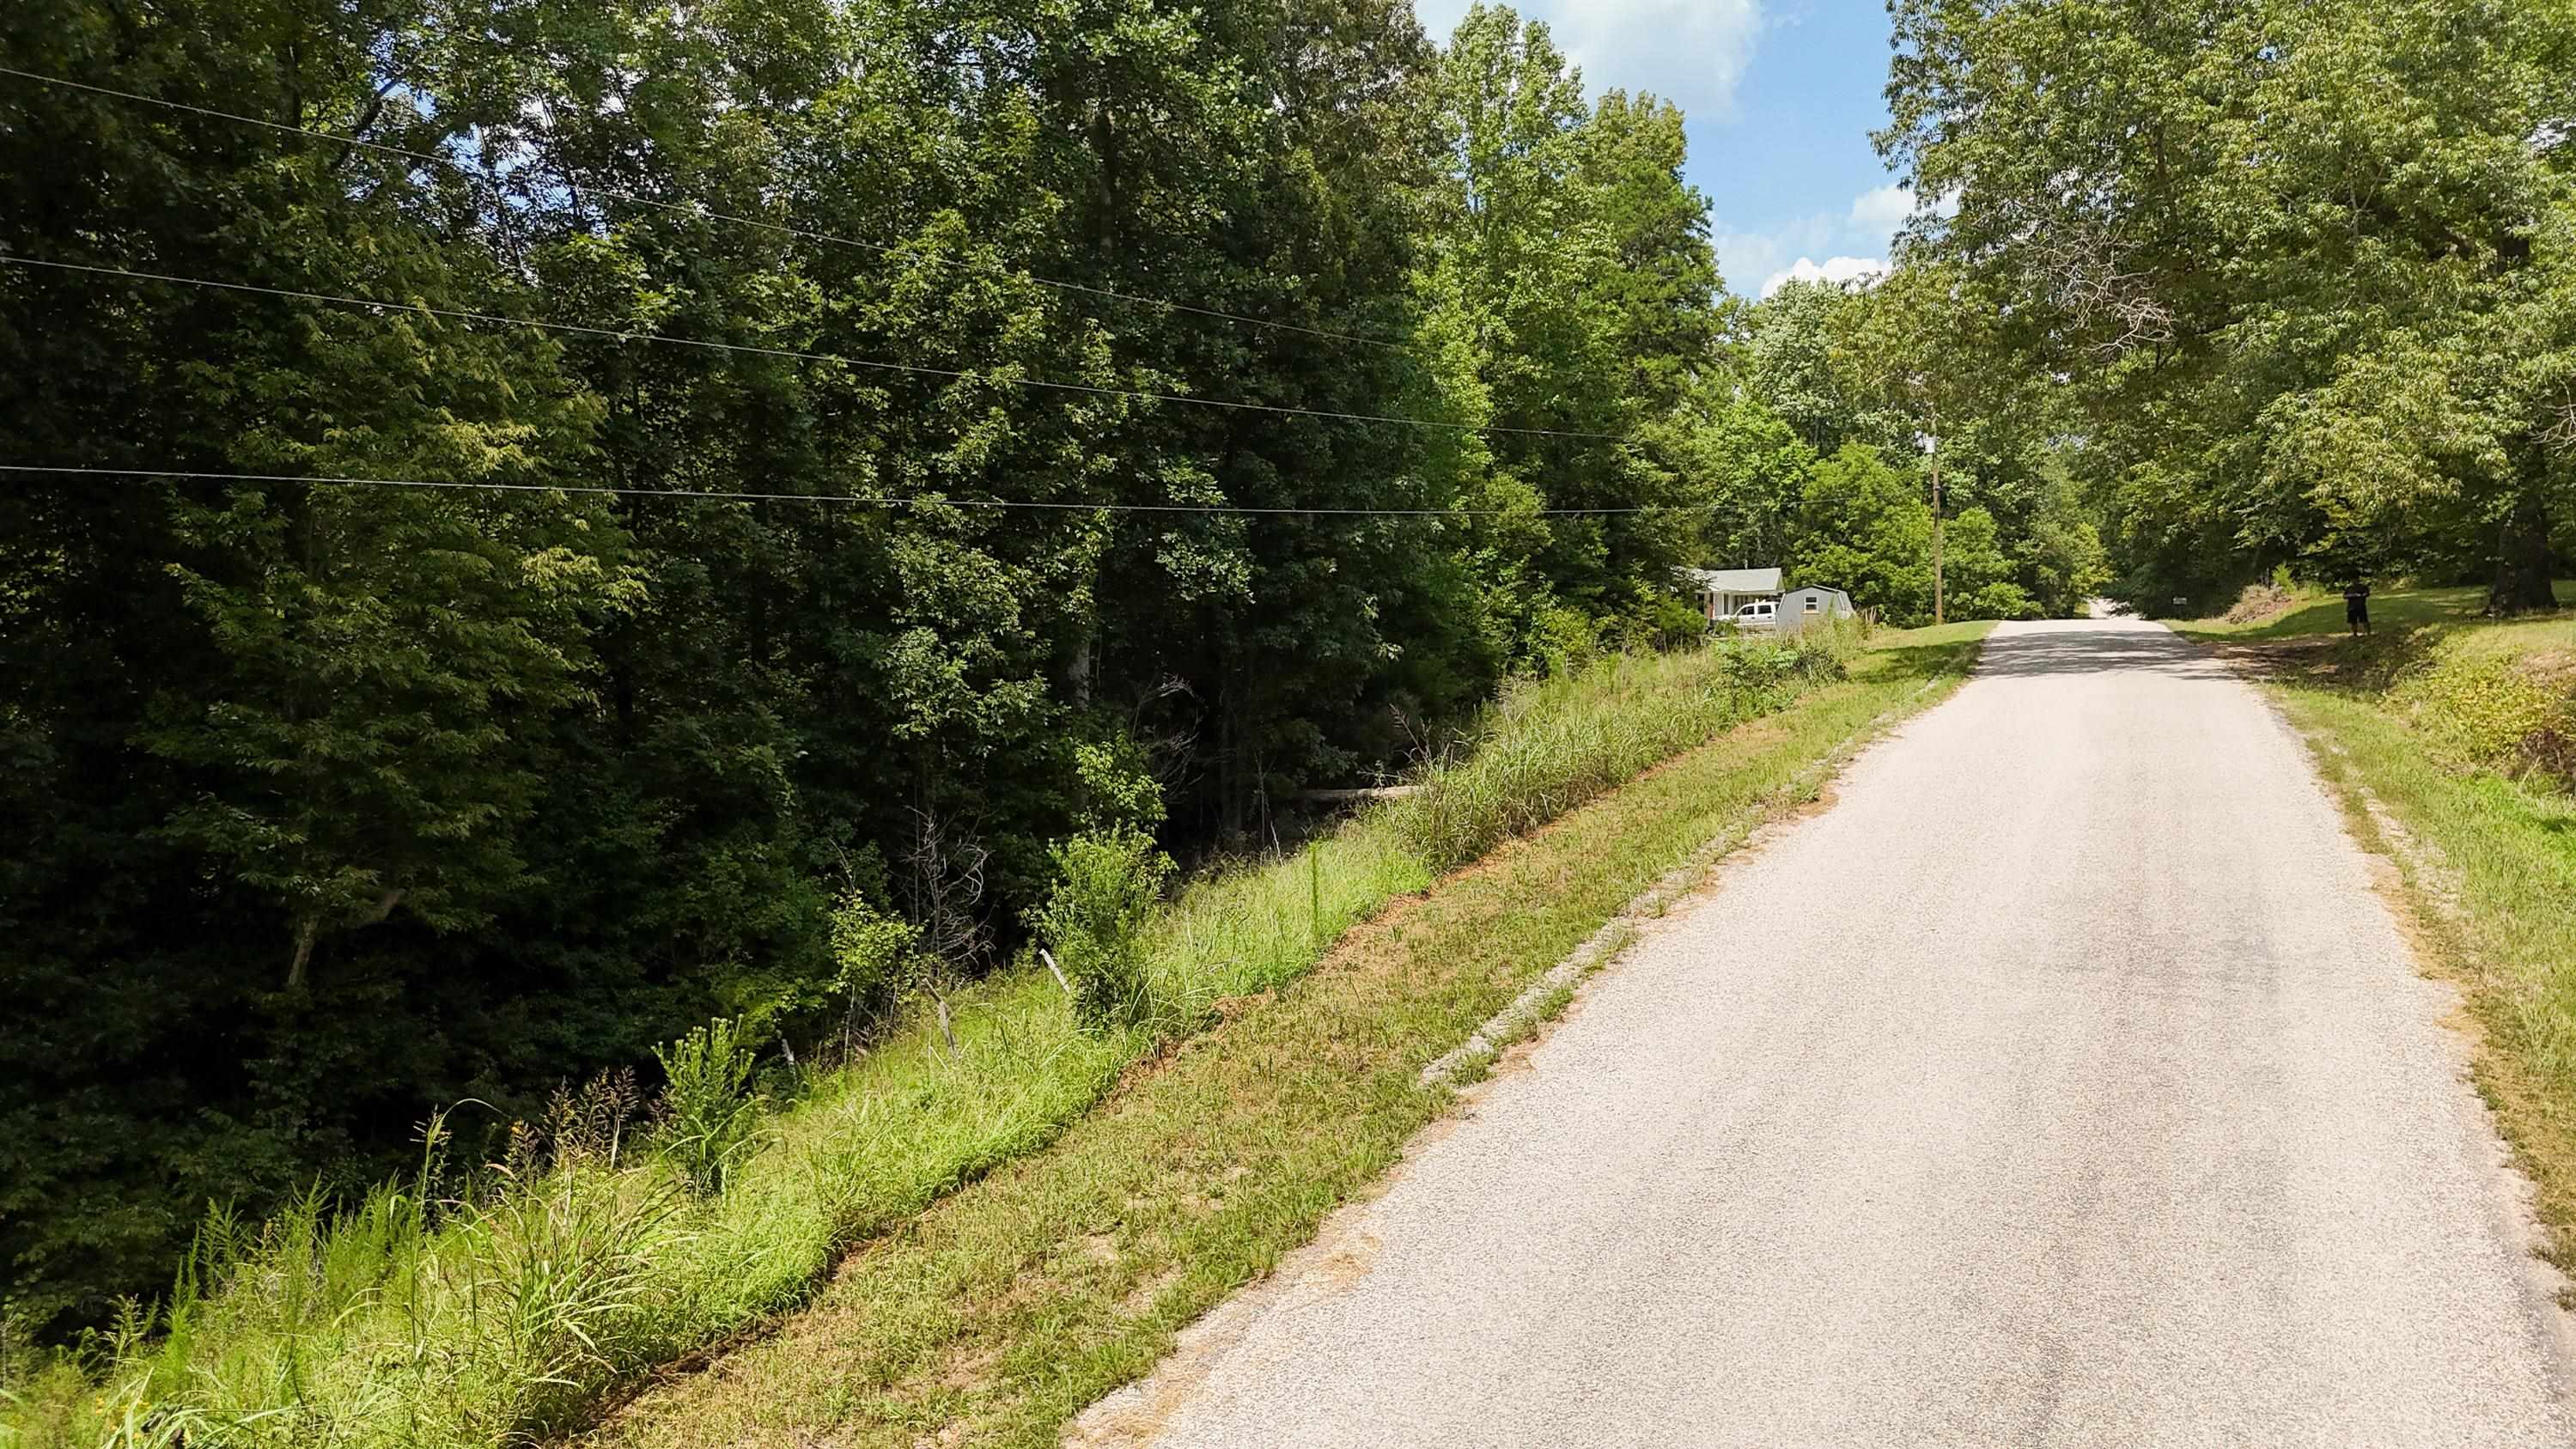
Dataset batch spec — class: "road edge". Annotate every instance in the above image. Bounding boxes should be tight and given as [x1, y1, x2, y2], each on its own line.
[1067, 643, 1986, 1447]
[2195, 629, 2576, 1385]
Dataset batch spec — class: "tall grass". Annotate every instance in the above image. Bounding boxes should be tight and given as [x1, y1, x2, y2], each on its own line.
[1398, 627, 1854, 870]
[2, 629, 1854, 1449]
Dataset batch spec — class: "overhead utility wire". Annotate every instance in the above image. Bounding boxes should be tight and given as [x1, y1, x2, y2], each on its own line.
[0, 64, 1416, 353]
[0, 254, 1622, 441]
[0, 464, 1714, 517]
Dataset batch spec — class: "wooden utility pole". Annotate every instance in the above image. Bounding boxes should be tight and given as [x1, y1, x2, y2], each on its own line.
[1917, 403, 1943, 627]
[1929, 429, 1944, 626]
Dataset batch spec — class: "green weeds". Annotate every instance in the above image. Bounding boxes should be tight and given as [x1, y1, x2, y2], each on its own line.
[582, 622, 1986, 1449]
[1032, 828, 1174, 1032]
[653, 1022, 764, 1198]
[1398, 626, 1855, 870]
[2391, 651, 2576, 784]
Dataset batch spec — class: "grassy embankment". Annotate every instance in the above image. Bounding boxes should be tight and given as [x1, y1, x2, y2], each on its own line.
[2177, 582, 2576, 1278]
[575, 621, 1988, 1449]
[0, 623, 1988, 1449]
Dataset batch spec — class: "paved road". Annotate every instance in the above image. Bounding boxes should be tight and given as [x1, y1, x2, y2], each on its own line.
[1075, 619, 2576, 1447]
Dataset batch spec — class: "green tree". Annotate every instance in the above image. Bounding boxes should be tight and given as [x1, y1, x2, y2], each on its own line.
[1, 0, 641, 1324]
[1884, 0, 2575, 610]
[1656, 370, 1816, 578]
[1940, 506, 2034, 620]
[1418, 4, 1728, 667]
[1788, 443, 1934, 624]
[1743, 278, 1876, 455]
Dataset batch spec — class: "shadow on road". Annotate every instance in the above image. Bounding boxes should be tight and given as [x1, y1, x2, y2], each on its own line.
[1968, 624, 2237, 682]
[1867, 635, 1997, 686]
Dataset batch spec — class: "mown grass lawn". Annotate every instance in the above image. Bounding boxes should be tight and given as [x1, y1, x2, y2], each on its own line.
[578, 624, 1991, 1449]
[2173, 581, 2503, 641]
[2175, 583, 2576, 1282]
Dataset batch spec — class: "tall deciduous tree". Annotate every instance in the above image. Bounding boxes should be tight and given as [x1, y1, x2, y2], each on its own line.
[1883, 0, 2576, 611]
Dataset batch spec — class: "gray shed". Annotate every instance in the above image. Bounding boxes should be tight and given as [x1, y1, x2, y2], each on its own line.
[1778, 585, 1854, 630]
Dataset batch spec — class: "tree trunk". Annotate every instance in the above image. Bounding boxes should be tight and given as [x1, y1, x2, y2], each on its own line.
[286, 916, 319, 990]
[1217, 685, 1242, 843]
[2488, 478, 2559, 615]
[1930, 454, 1945, 626]
[1059, 620, 1093, 709]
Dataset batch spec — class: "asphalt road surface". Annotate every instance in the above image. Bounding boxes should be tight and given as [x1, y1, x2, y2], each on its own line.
[1075, 618, 2576, 1448]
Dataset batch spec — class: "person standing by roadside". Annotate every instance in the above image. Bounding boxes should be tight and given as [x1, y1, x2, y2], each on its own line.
[2343, 581, 2372, 636]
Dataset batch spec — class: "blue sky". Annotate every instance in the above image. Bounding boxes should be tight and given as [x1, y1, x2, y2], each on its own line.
[1414, 0, 1910, 297]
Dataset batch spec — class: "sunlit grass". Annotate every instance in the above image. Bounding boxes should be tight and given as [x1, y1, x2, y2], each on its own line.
[2172, 580, 2572, 642]
[2280, 690, 2576, 1275]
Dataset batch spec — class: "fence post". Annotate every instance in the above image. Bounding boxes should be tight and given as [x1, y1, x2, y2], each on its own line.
[1309, 843, 1322, 950]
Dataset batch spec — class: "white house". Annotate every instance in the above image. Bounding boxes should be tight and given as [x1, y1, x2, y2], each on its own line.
[1679, 566, 1782, 625]
[1779, 584, 1855, 630]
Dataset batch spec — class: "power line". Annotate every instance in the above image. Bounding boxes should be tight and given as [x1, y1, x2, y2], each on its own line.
[0, 64, 1416, 353]
[0, 464, 1709, 517]
[0, 253, 1623, 441]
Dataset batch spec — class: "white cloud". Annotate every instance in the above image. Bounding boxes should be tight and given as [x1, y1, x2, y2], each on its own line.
[1758, 255, 1886, 298]
[1559, 0, 1763, 117]
[1848, 183, 1913, 230]
[1713, 212, 1836, 297]
[1415, 0, 1765, 119]
[1722, 180, 1917, 297]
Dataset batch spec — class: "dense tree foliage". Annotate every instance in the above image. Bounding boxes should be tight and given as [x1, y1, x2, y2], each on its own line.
[0, 0, 1513, 1329]
[1881, 0, 2576, 612]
